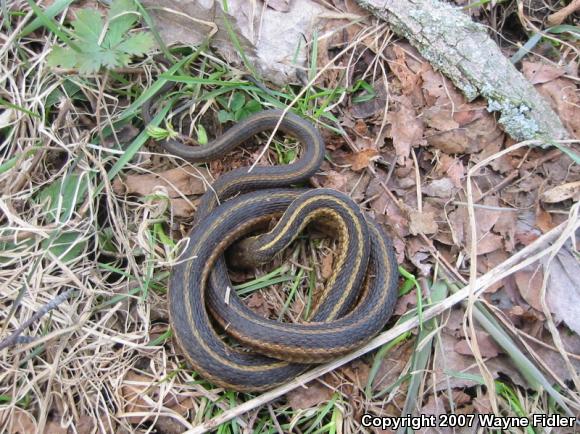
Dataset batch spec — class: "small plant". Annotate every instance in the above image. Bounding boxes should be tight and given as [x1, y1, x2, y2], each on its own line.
[217, 92, 261, 123]
[47, 0, 154, 73]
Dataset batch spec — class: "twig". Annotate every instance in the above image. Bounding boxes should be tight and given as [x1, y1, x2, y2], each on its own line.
[184, 219, 573, 434]
[0, 287, 77, 352]
[547, 0, 580, 26]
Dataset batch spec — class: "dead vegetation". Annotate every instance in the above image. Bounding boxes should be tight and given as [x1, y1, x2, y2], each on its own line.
[0, 0, 579, 433]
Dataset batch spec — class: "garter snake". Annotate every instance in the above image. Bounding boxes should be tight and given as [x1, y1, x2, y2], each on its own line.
[143, 93, 399, 391]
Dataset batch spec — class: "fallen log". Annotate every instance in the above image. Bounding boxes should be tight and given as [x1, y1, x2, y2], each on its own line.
[355, 0, 570, 143]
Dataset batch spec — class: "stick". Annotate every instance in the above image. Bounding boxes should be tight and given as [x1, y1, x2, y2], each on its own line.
[184, 220, 572, 434]
[354, 0, 569, 142]
[0, 288, 77, 352]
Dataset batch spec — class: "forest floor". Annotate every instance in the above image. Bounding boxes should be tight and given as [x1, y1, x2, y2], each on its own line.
[0, 0, 579, 433]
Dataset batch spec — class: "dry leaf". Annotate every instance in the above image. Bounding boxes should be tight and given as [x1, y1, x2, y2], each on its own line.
[475, 232, 503, 255]
[113, 166, 209, 197]
[141, 0, 330, 85]
[423, 177, 456, 198]
[341, 360, 371, 389]
[120, 370, 193, 427]
[388, 44, 423, 98]
[522, 61, 566, 85]
[394, 289, 417, 316]
[341, 149, 379, 171]
[436, 154, 464, 188]
[408, 210, 438, 235]
[286, 381, 333, 409]
[121, 372, 154, 424]
[44, 420, 68, 434]
[171, 198, 196, 218]
[528, 331, 580, 382]
[546, 245, 580, 334]
[246, 292, 274, 318]
[406, 237, 432, 276]
[541, 181, 580, 203]
[514, 266, 544, 311]
[372, 340, 414, 391]
[423, 106, 459, 131]
[74, 415, 95, 434]
[493, 212, 517, 252]
[320, 253, 334, 280]
[7, 409, 37, 434]
[433, 333, 524, 391]
[426, 114, 503, 154]
[454, 331, 502, 358]
[389, 97, 424, 159]
[535, 206, 555, 233]
[473, 394, 492, 413]
[534, 77, 580, 138]
[315, 170, 348, 191]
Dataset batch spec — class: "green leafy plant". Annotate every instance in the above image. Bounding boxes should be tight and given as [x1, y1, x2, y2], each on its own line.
[217, 92, 261, 123]
[47, 0, 154, 73]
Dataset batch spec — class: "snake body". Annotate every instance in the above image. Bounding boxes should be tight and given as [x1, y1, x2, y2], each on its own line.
[143, 100, 399, 391]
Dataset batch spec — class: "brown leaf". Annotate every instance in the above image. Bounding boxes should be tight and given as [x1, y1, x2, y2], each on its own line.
[315, 170, 348, 191]
[120, 371, 194, 426]
[514, 267, 544, 311]
[534, 77, 580, 138]
[436, 154, 464, 188]
[406, 237, 432, 276]
[426, 114, 503, 154]
[372, 340, 414, 391]
[103, 124, 140, 147]
[536, 206, 555, 233]
[423, 177, 456, 199]
[394, 289, 417, 316]
[7, 409, 37, 434]
[546, 246, 580, 334]
[454, 331, 502, 358]
[351, 80, 388, 119]
[528, 331, 580, 382]
[448, 197, 502, 252]
[320, 253, 334, 280]
[171, 198, 196, 218]
[522, 61, 566, 85]
[366, 178, 410, 237]
[421, 69, 464, 107]
[113, 166, 209, 197]
[541, 181, 580, 203]
[354, 119, 369, 136]
[341, 360, 371, 389]
[287, 381, 333, 409]
[423, 106, 459, 130]
[433, 332, 524, 391]
[475, 232, 503, 255]
[473, 394, 492, 413]
[74, 415, 95, 434]
[408, 210, 438, 235]
[388, 44, 423, 97]
[246, 292, 274, 318]
[493, 212, 517, 252]
[389, 98, 424, 159]
[43, 420, 68, 434]
[342, 149, 379, 171]
[121, 372, 154, 424]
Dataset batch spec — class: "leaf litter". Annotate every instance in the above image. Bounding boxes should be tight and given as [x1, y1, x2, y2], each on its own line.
[2, 0, 580, 432]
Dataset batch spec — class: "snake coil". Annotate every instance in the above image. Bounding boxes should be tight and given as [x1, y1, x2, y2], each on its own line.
[143, 93, 399, 391]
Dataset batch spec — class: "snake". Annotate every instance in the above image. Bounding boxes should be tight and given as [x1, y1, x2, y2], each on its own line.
[143, 90, 399, 391]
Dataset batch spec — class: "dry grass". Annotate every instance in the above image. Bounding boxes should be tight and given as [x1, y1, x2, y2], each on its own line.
[1, 1, 579, 433]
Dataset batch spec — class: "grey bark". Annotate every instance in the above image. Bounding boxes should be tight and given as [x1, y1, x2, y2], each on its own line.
[356, 0, 570, 142]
